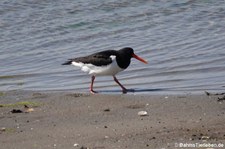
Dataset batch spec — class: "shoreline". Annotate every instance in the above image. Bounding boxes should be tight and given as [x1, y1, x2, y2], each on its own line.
[0, 90, 225, 149]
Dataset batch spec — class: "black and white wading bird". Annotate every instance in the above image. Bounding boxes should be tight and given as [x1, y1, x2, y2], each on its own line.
[62, 47, 148, 94]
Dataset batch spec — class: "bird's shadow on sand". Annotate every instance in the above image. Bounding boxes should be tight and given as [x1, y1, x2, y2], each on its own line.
[97, 88, 168, 94]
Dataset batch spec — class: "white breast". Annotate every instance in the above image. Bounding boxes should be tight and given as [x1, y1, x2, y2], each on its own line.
[71, 55, 124, 76]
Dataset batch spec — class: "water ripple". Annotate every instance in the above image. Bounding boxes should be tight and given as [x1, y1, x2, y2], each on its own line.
[1, 0, 225, 93]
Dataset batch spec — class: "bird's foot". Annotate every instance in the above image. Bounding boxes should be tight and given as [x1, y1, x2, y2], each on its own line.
[122, 88, 128, 94]
[122, 88, 135, 94]
[90, 89, 98, 94]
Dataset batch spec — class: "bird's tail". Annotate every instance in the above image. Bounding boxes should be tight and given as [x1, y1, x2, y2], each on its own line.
[62, 60, 72, 65]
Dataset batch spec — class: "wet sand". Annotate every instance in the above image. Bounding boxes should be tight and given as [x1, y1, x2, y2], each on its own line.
[0, 91, 225, 149]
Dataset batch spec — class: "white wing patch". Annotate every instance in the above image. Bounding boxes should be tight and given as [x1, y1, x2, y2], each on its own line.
[71, 55, 124, 76]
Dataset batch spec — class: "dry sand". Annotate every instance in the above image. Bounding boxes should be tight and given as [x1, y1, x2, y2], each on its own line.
[0, 91, 225, 149]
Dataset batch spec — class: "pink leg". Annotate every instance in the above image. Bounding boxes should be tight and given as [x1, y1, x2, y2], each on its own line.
[90, 76, 97, 94]
[113, 76, 127, 94]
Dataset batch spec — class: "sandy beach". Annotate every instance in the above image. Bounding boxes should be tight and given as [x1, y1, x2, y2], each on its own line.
[0, 91, 225, 149]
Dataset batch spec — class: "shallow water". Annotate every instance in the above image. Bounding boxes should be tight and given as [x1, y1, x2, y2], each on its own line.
[1, 0, 225, 94]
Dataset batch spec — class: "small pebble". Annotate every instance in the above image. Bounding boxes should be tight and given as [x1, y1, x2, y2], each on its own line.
[201, 136, 210, 141]
[103, 108, 110, 112]
[1, 127, 6, 131]
[138, 111, 148, 116]
[11, 109, 23, 113]
[25, 108, 34, 113]
[73, 143, 79, 147]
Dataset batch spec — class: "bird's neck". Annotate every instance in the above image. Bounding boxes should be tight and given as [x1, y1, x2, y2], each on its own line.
[116, 55, 131, 69]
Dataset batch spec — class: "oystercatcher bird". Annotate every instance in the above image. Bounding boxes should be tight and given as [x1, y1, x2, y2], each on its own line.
[62, 47, 148, 94]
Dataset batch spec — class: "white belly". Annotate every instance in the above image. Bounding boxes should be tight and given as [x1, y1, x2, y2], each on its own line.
[71, 56, 124, 76]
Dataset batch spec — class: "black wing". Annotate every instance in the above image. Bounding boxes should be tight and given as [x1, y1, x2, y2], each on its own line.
[62, 50, 117, 66]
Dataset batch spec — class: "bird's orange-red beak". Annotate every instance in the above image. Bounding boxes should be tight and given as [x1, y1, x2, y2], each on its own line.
[132, 53, 148, 64]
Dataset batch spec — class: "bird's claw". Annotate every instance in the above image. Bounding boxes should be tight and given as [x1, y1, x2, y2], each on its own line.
[90, 90, 98, 94]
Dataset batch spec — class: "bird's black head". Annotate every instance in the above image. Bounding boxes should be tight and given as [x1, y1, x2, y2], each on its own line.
[116, 47, 148, 69]
[115, 47, 133, 69]
[118, 47, 134, 58]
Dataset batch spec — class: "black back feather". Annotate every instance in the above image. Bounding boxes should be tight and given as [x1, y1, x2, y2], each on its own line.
[62, 50, 117, 66]
[62, 47, 134, 69]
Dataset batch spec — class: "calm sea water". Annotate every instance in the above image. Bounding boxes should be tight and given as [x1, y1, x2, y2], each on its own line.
[1, 0, 225, 94]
